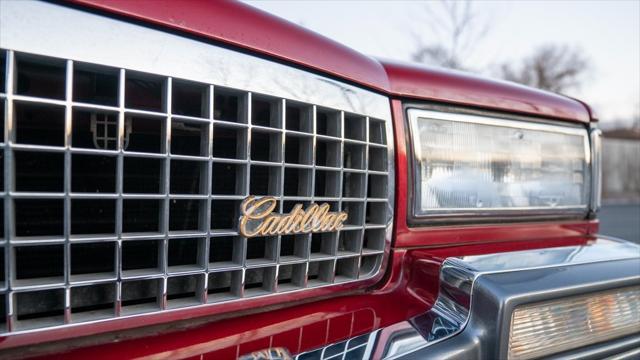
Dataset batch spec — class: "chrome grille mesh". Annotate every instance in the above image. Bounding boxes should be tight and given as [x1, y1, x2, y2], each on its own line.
[294, 332, 376, 360]
[0, 49, 390, 333]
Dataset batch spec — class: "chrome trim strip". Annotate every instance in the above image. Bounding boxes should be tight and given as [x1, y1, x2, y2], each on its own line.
[590, 127, 603, 212]
[606, 344, 640, 360]
[455, 237, 640, 273]
[3, 50, 16, 332]
[0, 0, 391, 121]
[405, 108, 592, 223]
[409, 109, 588, 136]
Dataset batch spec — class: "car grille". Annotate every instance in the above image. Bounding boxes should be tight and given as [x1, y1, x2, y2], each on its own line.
[0, 48, 391, 333]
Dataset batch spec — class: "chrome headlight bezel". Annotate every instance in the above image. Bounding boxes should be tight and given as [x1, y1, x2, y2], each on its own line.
[589, 127, 603, 213]
[406, 106, 593, 225]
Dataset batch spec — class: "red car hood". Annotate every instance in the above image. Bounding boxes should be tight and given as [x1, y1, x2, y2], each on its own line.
[68, 0, 590, 123]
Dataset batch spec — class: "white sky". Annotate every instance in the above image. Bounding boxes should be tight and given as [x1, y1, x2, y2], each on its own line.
[246, 0, 640, 125]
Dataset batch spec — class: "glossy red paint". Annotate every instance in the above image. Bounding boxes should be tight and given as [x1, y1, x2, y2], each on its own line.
[66, 0, 590, 123]
[571, 96, 600, 121]
[381, 60, 590, 122]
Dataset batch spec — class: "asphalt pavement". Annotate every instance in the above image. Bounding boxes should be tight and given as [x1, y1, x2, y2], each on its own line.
[598, 203, 640, 244]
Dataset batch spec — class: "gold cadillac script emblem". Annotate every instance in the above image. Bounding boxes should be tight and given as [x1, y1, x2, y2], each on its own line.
[239, 196, 348, 238]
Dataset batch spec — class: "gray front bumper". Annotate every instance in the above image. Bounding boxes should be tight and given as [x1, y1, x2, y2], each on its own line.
[296, 237, 640, 360]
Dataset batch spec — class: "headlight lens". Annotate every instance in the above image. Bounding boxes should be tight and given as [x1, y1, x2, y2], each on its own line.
[408, 109, 591, 220]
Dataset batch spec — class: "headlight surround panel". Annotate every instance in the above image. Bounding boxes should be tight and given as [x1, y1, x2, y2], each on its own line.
[407, 108, 592, 224]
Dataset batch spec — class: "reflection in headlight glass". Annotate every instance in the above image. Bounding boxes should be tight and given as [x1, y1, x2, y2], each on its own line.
[413, 114, 590, 213]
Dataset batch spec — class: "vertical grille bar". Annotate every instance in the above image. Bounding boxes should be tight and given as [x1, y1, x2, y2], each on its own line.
[276, 99, 286, 291]
[240, 91, 252, 299]
[336, 109, 345, 281]
[115, 68, 126, 317]
[202, 84, 214, 304]
[162, 77, 172, 310]
[63, 59, 73, 324]
[359, 116, 370, 278]
[3, 50, 15, 332]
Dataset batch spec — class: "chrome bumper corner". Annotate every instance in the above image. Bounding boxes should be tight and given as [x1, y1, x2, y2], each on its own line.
[297, 237, 640, 360]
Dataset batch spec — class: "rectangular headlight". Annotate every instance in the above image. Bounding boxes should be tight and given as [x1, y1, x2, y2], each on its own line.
[408, 109, 591, 221]
[508, 286, 640, 359]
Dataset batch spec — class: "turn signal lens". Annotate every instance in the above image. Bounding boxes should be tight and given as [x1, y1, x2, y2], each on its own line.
[508, 286, 640, 359]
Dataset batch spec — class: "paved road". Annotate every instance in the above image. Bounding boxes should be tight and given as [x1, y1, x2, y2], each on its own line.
[599, 203, 640, 244]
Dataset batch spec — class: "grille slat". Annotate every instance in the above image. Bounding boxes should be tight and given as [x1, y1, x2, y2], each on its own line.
[0, 48, 390, 334]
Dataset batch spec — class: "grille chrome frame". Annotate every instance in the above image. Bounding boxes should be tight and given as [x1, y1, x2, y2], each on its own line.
[0, 0, 394, 337]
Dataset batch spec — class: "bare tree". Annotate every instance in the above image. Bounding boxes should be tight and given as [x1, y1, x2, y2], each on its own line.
[411, 0, 490, 70]
[497, 44, 590, 93]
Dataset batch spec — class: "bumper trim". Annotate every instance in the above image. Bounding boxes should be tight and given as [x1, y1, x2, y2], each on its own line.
[297, 237, 640, 359]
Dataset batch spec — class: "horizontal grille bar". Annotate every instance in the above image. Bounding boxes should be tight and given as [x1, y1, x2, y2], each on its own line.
[0, 48, 392, 334]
